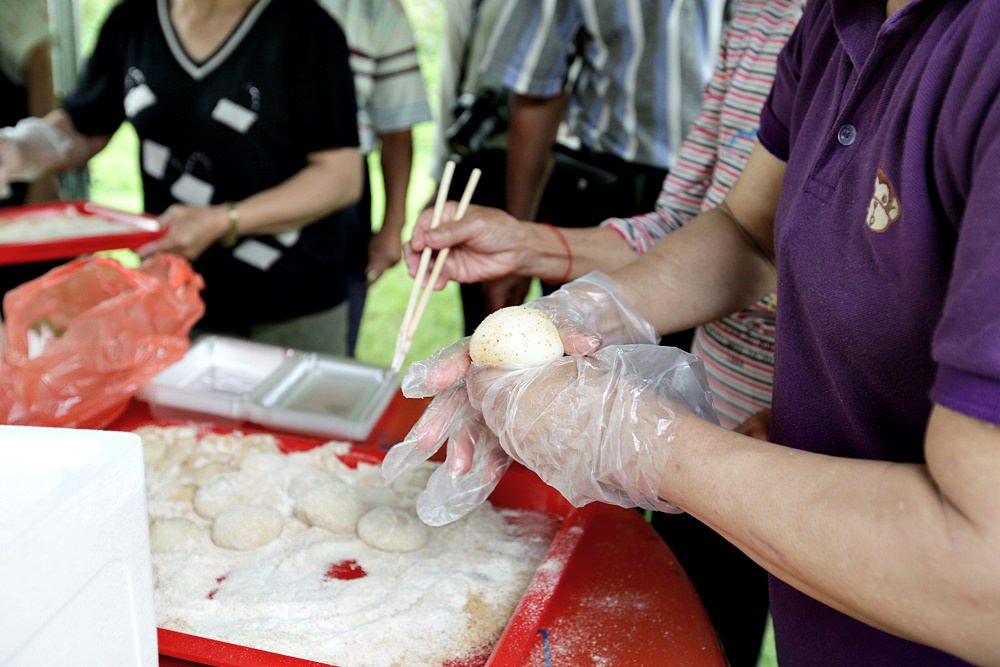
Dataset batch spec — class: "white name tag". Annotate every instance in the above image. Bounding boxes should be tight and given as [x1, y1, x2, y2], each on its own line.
[211, 98, 258, 134]
[232, 238, 282, 271]
[275, 229, 300, 247]
[142, 139, 170, 179]
[169, 172, 215, 206]
[124, 84, 157, 118]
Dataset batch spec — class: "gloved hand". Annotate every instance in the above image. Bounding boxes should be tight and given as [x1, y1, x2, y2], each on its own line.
[382, 338, 511, 526]
[467, 344, 719, 512]
[383, 271, 663, 524]
[0, 118, 73, 195]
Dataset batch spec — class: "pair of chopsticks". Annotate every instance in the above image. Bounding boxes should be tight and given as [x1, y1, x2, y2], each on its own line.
[391, 161, 481, 373]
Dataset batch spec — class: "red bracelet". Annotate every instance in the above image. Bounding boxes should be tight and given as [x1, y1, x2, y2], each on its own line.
[539, 222, 573, 286]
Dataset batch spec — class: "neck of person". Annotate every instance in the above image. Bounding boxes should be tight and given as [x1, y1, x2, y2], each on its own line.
[886, 0, 911, 19]
[171, 0, 255, 22]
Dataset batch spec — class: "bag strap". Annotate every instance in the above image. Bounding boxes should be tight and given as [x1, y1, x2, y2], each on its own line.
[455, 0, 486, 99]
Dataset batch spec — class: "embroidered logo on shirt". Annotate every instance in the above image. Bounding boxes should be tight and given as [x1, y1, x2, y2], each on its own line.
[865, 168, 902, 233]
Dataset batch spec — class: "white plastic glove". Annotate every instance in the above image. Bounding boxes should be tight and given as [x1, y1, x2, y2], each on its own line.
[0, 118, 73, 196]
[382, 339, 511, 526]
[383, 271, 661, 524]
[467, 344, 719, 512]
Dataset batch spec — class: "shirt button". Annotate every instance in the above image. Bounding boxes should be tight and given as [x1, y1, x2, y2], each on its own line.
[837, 123, 857, 146]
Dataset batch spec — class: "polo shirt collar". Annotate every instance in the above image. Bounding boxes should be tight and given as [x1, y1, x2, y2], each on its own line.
[831, 0, 943, 70]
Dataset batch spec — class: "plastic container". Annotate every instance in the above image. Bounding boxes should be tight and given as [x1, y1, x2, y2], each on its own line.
[249, 353, 397, 441]
[0, 425, 157, 666]
[138, 336, 293, 423]
[139, 336, 398, 441]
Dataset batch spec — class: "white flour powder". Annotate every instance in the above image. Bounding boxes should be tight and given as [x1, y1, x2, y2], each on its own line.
[138, 426, 558, 667]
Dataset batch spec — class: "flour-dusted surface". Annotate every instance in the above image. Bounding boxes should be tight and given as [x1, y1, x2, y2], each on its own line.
[138, 425, 559, 667]
[0, 210, 139, 243]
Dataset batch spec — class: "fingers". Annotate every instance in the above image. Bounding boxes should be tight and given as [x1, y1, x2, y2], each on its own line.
[415, 427, 512, 526]
[401, 337, 471, 397]
[381, 384, 469, 481]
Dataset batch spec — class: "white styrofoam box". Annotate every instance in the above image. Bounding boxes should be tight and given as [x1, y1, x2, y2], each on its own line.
[0, 425, 157, 666]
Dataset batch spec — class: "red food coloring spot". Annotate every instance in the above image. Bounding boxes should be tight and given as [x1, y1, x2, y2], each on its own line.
[325, 559, 366, 580]
[207, 573, 228, 599]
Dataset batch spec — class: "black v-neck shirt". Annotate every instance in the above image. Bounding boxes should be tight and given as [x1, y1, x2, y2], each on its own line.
[63, 0, 360, 329]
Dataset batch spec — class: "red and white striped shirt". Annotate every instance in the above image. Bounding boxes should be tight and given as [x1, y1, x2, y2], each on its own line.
[603, 0, 803, 428]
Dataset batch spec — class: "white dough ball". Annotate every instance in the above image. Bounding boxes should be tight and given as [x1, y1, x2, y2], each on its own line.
[469, 305, 564, 369]
[288, 468, 334, 500]
[357, 506, 430, 552]
[294, 481, 365, 533]
[149, 517, 203, 554]
[212, 505, 284, 550]
[193, 473, 245, 519]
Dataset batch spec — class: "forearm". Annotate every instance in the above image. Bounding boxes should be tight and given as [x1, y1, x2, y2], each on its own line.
[664, 407, 1000, 664]
[233, 147, 362, 235]
[505, 93, 565, 220]
[610, 204, 776, 335]
[517, 224, 638, 281]
[378, 130, 413, 238]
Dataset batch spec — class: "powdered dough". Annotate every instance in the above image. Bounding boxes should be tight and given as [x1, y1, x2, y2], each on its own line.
[149, 517, 203, 554]
[357, 506, 429, 552]
[212, 505, 284, 550]
[294, 480, 365, 533]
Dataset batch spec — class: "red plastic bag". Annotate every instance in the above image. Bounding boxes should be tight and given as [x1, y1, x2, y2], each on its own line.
[0, 254, 204, 428]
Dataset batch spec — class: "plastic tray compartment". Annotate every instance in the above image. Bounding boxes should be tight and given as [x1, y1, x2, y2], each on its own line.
[138, 336, 293, 422]
[249, 353, 397, 441]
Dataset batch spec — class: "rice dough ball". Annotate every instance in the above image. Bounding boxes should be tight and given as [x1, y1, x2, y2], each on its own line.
[194, 473, 246, 519]
[357, 506, 430, 553]
[212, 505, 284, 551]
[294, 480, 365, 533]
[469, 305, 564, 369]
[149, 517, 203, 554]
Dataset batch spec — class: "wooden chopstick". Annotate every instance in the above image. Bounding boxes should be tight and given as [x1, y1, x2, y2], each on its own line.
[404, 168, 481, 344]
[391, 161, 455, 372]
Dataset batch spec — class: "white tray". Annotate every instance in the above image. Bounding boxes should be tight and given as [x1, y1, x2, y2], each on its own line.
[138, 336, 397, 440]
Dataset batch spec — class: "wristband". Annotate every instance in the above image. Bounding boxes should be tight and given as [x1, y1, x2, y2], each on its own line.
[540, 222, 573, 286]
[221, 202, 240, 248]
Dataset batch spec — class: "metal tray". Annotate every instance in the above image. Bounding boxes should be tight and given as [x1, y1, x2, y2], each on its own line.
[249, 353, 398, 441]
[0, 200, 165, 265]
[137, 336, 293, 423]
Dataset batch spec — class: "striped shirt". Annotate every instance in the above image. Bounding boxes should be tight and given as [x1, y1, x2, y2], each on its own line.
[481, 0, 729, 170]
[603, 0, 804, 428]
[318, 0, 432, 154]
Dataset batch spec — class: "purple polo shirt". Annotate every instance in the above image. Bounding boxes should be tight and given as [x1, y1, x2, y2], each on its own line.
[757, 0, 1000, 664]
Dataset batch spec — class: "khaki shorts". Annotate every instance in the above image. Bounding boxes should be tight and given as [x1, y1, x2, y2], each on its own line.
[195, 301, 349, 357]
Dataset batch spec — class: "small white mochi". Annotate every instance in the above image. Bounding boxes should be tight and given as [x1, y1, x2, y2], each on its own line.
[357, 506, 430, 552]
[149, 517, 203, 554]
[212, 505, 284, 551]
[469, 305, 564, 369]
[294, 480, 366, 533]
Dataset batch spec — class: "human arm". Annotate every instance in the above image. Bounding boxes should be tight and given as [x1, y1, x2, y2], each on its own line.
[139, 146, 362, 261]
[0, 109, 111, 189]
[23, 38, 59, 202]
[367, 129, 412, 282]
[659, 404, 1000, 664]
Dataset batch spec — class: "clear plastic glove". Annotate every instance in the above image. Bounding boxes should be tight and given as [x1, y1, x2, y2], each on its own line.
[384, 271, 662, 524]
[382, 339, 512, 526]
[527, 271, 659, 354]
[467, 344, 719, 512]
[0, 118, 73, 192]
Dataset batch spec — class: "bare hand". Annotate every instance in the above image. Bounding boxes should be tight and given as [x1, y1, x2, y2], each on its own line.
[366, 226, 402, 284]
[734, 408, 772, 441]
[139, 203, 229, 261]
[405, 203, 529, 288]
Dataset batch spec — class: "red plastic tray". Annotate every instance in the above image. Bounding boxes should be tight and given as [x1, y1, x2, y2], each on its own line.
[0, 200, 165, 264]
[113, 397, 724, 667]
